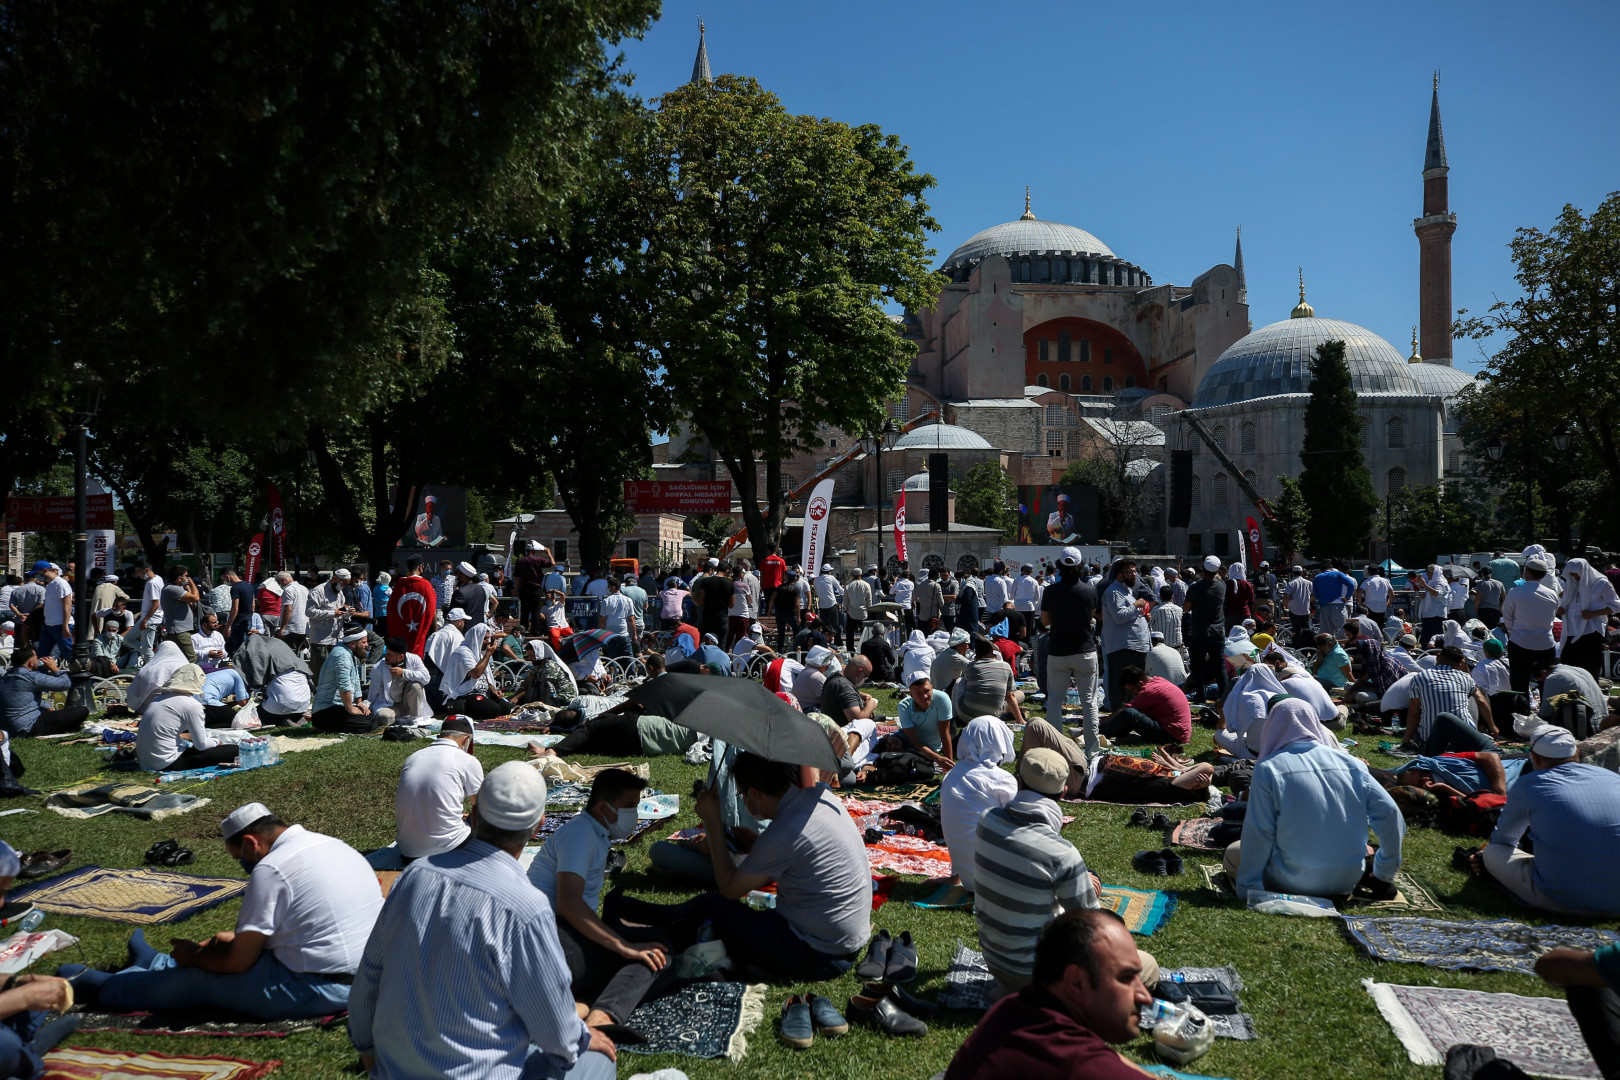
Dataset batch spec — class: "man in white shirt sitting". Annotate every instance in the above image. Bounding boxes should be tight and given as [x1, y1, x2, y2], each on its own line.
[60, 802, 385, 1019]
[368, 636, 432, 726]
[190, 612, 229, 671]
[396, 715, 484, 861]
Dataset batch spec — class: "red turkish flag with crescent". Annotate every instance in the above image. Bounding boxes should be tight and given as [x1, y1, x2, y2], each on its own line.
[267, 484, 287, 569]
[387, 573, 439, 656]
[1245, 516, 1264, 571]
[244, 532, 265, 583]
[893, 490, 908, 565]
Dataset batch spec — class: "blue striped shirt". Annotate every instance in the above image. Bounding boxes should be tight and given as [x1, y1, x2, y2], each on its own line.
[1489, 762, 1620, 916]
[1411, 666, 1476, 740]
[348, 840, 592, 1079]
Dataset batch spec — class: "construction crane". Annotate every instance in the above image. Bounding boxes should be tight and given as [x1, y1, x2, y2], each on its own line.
[717, 410, 940, 557]
[1182, 413, 1276, 522]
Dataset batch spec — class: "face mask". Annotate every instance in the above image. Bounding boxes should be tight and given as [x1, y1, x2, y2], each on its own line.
[606, 806, 640, 840]
[238, 857, 256, 874]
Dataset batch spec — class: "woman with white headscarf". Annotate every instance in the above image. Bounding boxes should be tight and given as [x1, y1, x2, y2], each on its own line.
[1257, 641, 1345, 732]
[940, 718, 1019, 893]
[1558, 557, 1620, 677]
[1225, 562, 1255, 625]
[1442, 619, 1482, 663]
[1216, 640, 1288, 759]
[125, 641, 187, 715]
[898, 630, 934, 688]
[512, 638, 578, 707]
[439, 622, 511, 719]
[1414, 564, 1450, 646]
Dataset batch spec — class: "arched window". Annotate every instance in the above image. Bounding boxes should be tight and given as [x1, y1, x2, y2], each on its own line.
[1148, 405, 1171, 427]
[1080, 340, 1091, 363]
[1124, 375, 1135, 388]
[1038, 339, 1049, 362]
[1039, 259, 1051, 281]
[1036, 373, 1048, 387]
[956, 553, 980, 574]
[922, 553, 946, 571]
[1387, 466, 1407, 494]
[1359, 415, 1370, 448]
[888, 397, 910, 421]
[1102, 376, 1114, 392]
[1058, 374, 1071, 391]
[1240, 422, 1256, 452]
[1190, 475, 1202, 508]
[1104, 348, 1113, 364]
[1213, 472, 1230, 507]
[1213, 425, 1229, 452]
[1242, 469, 1259, 495]
[1058, 330, 1071, 362]
[886, 468, 903, 494]
[1387, 416, 1406, 449]
[1020, 258, 1031, 281]
[1081, 375, 1093, 392]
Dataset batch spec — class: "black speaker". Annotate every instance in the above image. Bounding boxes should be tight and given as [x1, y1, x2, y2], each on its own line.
[928, 453, 949, 532]
[1169, 449, 1192, 528]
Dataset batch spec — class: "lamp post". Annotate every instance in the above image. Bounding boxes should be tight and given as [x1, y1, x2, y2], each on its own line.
[1550, 424, 1572, 553]
[868, 419, 900, 572]
[70, 379, 102, 705]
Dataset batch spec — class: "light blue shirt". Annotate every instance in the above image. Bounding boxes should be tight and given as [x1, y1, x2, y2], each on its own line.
[897, 692, 954, 752]
[1489, 762, 1620, 916]
[1100, 581, 1151, 655]
[1236, 741, 1404, 900]
[348, 841, 593, 1079]
[527, 810, 611, 913]
[200, 668, 248, 707]
[313, 645, 363, 710]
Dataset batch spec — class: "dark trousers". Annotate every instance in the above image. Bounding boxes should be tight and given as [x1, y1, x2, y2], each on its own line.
[449, 692, 511, 721]
[227, 616, 251, 655]
[1420, 615, 1444, 646]
[1488, 692, 1522, 730]
[164, 744, 239, 770]
[555, 714, 644, 758]
[1100, 707, 1178, 744]
[557, 921, 675, 1025]
[1478, 607, 1502, 629]
[310, 706, 384, 733]
[1422, 712, 1497, 756]
[960, 599, 981, 635]
[1566, 985, 1620, 1080]
[21, 707, 88, 737]
[1104, 649, 1147, 712]
[607, 891, 851, 983]
[1188, 640, 1226, 699]
[1507, 641, 1556, 695]
[519, 586, 544, 635]
[1561, 633, 1605, 680]
[844, 618, 862, 653]
[202, 705, 239, 728]
[1289, 613, 1312, 642]
[773, 610, 797, 650]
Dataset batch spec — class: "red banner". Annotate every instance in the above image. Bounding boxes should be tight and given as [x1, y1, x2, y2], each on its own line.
[267, 484, 286, 569]
[893, 490, 907, 564]
[1244, 516, 1264, 570]
[623, 481, 731, 514]
[245, 532, 265, 583]
[4, 494, 114, 531]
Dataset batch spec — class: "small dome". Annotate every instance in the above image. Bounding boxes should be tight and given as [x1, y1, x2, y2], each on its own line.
[1192, 316, 1419, 408]
[892, 422, 994, 451]
[1406, 362, 1477, 434]
[902, 471, 931, 491]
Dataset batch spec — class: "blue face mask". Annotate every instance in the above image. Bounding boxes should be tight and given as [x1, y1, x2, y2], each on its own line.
[238, 858, 255, 874]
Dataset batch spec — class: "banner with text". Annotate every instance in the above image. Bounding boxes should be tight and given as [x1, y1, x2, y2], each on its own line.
[1244, 516, 1264, 571]
[88, 529, 115, 574]
[4, 494, 114, 531]
[893, 490, 908, 565]
[800, 479, 836, 578]
[267, 484, 286, 569]
[245, 532, 265, 583]
[623, 481, 732, 515]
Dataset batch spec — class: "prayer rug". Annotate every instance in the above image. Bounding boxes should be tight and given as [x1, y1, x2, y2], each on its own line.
[1097, 884, 1177, 936]
[153, 762, 277, 784]
[532, 812, 656, 847]
[545, 781, 591, 808]
[1169, 817, 1224, 851]
[620, 982, 765, 1062]
[913, 883, 974, 909]
[72, 1009, 343, 1038]
[865, 834, 952, 877]
[1342, 916, 1620, 975]
[1142, 1067, 1237, 1080]
[41, 1046, 280, 1079]
[1364, 979, 1598, 1078]
[11, 867, 247, 926]
[45, 784, 211, 821]
[939, 940, 993, 1011]
[1198, 863, 1441, 912]
[838, 782, 938, 802]
[1140, 967, 1257, 1040]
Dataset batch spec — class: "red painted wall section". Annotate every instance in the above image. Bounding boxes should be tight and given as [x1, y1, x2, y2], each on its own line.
[1024, 317, 1147, 392]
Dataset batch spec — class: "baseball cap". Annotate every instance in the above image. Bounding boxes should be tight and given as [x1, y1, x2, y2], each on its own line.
[221, 802, 273, 842]
[29, 560, 50, 575]
[821, 563, 833, 572]
[1018, 749, 1069, 796]
[478, 761, 548, 831]
[446, 607, 469, 622]
[1203, 555, 1222, 572]
[1530, 727, 1579, 759]
[1059, 546, 1083, 568]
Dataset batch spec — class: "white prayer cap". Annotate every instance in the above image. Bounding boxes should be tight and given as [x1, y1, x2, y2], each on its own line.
[479, 573, 489, 582]
[221, 802, 274, 841]
[333, 568, 351, 580]
[1, 622, 12, 632]
[446, 608, 469, 622]
[457, 561, 477, 577]
[907, 669, 932, 687]
[1530, 727, 1579, 759]
[479, 761, 547, 832]
[0, 841, 19, 880]
[707, 558, 720, 568]
[1203, 555, 1222, 572]
[105, 575, 119, 583]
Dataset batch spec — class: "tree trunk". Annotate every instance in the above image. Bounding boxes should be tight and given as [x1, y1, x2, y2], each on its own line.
[310, 424, 420, 576]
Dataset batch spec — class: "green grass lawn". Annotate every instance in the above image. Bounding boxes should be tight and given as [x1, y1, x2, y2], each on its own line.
[5, 702, 1613, 1080]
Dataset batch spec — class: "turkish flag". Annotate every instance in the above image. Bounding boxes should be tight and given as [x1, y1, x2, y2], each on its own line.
[893, 490, 908, 564]
[267, 484, 287, 569]
[388, 574, 439, 656]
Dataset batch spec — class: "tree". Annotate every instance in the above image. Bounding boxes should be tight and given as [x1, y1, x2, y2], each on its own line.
[955, 462, 1017, 541]
[1266, 475, 1311, 566]
[644, 75, 941, 557]
[1, 0, 657, 434]
[1059, 399, 1164, 543]
[1060, 458, 1126, 541]
[689, 515, 737, 558]
[1298, 340, 1377, 555]
[1387, 484, 1488, 567]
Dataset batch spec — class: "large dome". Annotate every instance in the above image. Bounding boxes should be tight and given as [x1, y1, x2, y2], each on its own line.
[1191, 316, 1420, 408]
[944, 219, 1116, 270]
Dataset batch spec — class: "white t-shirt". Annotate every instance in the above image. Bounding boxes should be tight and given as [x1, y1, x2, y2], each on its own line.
[1449, 581, 1470, 610]
[236, 825, 383, 974]
[1359, 576, 1394, 612]
[136, 694, 216, 770]
[280, 581, 311, 635]
[42, 577, 72, 627]
[142, 574, 165, 628]
[600, 593, 635, 636]
[1380, 672, 1418, 713]
[395, 739, 484, 858]
[264, 671, 311, 715]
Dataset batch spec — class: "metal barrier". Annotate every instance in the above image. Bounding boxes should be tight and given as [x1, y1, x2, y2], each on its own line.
[490, 659, 529, 697]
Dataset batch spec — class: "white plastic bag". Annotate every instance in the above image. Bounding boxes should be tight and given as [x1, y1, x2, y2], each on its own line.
[232, 700, 262, 729]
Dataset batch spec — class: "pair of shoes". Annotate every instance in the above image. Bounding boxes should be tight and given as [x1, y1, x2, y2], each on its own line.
[18, 850, 70, 879]
[1149, 812, 1172, 831]
[847, 990, 927, 1036]
[144, 843, 192, 867]
[855, 930, 918, 983]
[1127, 808, 1152, 828]
[779, 994, 847, 1048]
[1452, 846, 1481, 872]
[1133, 849, 1184, 876]
[863, 980, 939, 1017]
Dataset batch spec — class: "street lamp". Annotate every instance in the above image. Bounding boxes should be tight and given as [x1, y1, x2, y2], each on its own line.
[1552, 425, 1572, 452]
[272, 434, 290, 455]
[867, 418, 901, 572]
[1485, 435, 1504, 462]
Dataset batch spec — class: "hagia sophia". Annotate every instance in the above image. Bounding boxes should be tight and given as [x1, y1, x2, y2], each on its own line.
[649, 30, 1474, 571]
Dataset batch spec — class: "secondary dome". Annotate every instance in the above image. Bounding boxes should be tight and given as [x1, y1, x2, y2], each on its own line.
[1406, 361, 1477, 434]
[1192, 316, 1420, 409]
[892, 422, 993, 451]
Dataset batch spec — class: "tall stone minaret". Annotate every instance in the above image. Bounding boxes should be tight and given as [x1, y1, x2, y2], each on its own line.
[691, 19, 712, 84]
[1414, 73, 1456, 366]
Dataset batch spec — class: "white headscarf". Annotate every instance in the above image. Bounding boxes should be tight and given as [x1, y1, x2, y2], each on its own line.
[1227, 624, 1252, 643]
[940, 718, 1019, 893]
[1150, 566, 1167, 594]
[1561, 558, 1619, 644]
[1229, 562, 1247, 583]
[127, 641, 186, 714]
[899, 631, 934, 687]
[442, 623, 491, 697]
[1220, 661, 1289, 755]
[426, 620, 464, 672]
[1257, 697, 1341, 760]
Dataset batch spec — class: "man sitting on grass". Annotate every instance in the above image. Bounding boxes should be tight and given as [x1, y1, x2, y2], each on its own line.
[60, 802, 384, 1018]
[897, 671, 955, 768]
[606, 752, 870, 982]
[946, 909, 1155, 1080]
[395, 715, 483, 862]
[528, 769, 674, 1036]
[1102, 666, 1191, 746]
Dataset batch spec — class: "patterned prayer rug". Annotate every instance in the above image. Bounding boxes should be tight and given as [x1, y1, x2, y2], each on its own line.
[11, 867, 247, 926]
[1169, 817, 1224, 851]
[45, 784, 211, 820]
[912, 882, 974, 909]
[1198, 863, 1442, 912]
[939, 940, 994, 1011]
[72, 1009, 343, 1038]
[1139, 967, 1257, 1040]
[1364, 980, 1598, 1078]
[1097, 884, 1177, 936]
[531, 812, 655, 847]
[865, 834, 953, 877]
[1343, 916, 1620, 975]
[41, 1046, 280, 1079]
[620, 982, 765, 1061]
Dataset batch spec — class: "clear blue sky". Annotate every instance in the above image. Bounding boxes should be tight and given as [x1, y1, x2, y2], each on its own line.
[620, 1, 1620, 374]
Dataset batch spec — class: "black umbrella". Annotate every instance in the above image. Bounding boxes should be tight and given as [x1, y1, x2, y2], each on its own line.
[626, 674, 840, 771]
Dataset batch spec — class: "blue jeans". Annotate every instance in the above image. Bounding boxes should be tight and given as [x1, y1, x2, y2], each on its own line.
[0, 1015, 45, 1079]
[522, 1049, 616, 1080]
[1422, 711, 1496, 756]
[98, 950, 352, 1019]
[36, 624, 70, 662]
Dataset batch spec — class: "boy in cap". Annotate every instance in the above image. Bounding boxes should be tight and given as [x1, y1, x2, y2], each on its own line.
[61, 803, 382, 1018]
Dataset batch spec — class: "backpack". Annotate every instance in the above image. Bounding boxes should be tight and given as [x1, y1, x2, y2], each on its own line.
[1443, 790, 1507, 837]
[866, 751, 936, 785]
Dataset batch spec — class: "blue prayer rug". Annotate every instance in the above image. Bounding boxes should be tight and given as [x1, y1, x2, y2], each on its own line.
[621, 982, 765, 1061]
[1343, 916, 1620, 975]
[11, 866, 247, 925]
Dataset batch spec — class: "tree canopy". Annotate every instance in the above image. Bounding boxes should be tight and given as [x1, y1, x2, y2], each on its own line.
[1298, 340, 1377, 556]
[955, 462, 1017, 541]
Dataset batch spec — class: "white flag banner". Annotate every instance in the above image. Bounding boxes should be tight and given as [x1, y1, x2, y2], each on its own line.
[88, 530, 115, 574]
[800, 479, 836, 586]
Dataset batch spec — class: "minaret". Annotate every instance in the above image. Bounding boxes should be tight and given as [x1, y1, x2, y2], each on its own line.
[1233, 226, 1247, 304]
[1414, 73, 1456, 365]
[691, 18, 712, 84]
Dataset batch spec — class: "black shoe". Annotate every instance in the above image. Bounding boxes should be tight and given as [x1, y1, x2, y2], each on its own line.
[1128, 808, 1151, 828]
[883, 930, 917, 984]
[869, 980, 940, 1017]
[1452, 846, 1479, 872]
[18, 850, 70, 879]
[847, 993, 927, 1036]
[1134, 850, 1168, 876]
[144, 839, 180, 865]
[1148, 812, 1172, 830]
[1160, 848, 1184, 875]
[856, 929, 892, 981]
[1357, 872, 1398, 901]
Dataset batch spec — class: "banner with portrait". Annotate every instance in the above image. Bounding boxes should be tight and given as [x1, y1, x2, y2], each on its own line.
[399, 486, 467, 548]
[1014, 485, 1100, 546]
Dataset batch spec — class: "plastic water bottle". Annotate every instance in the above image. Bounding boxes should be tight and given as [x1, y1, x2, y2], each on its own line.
[17, 910, 44, 934]
[1066, 685, 1081, 709]
[1150, 1000, 1213, 1064]
[265, 738, 280, 766]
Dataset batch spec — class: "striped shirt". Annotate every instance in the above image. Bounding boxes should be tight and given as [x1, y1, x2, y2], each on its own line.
[973, 793, 1098, 979]
[348, 840, 593, 1079]
[1149, 602, 1184, 648]
[1489, 762, 1620, 916]
[1411, 665, 1477, 740]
